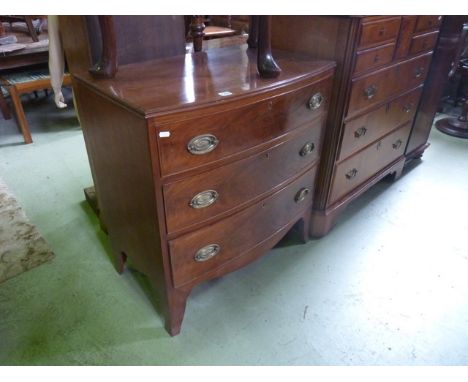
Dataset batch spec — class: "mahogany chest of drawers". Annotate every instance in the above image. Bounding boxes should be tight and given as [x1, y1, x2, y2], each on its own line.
[272, 15, 442, 236]
[72, 45, 335, 335]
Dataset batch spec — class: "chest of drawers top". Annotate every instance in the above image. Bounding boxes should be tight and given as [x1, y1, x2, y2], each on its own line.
[73, 45, 335, 118]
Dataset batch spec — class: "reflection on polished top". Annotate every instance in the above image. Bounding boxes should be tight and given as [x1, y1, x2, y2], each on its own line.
[73, 44, 335, 116]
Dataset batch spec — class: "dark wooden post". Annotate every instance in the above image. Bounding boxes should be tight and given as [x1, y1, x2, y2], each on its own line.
[190, 16, 205, 52]
[257, 16, 281, 78]
[247, 15, 259, 48]
[89, 16, 118, 79]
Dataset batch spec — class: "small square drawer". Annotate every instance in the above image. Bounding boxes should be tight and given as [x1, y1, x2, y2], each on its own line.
[409, 31, 439, 55]
[354, 43, 396, 75]
[415, 16, 442, 33]
[358, 17, 401, 49]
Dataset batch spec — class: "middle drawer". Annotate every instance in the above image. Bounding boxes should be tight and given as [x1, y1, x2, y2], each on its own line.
[163, 121, 323, 234]
[338, 86, 422, 161]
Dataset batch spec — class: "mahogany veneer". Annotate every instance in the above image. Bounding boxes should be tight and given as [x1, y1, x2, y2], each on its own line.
[72, 44, 335, 335]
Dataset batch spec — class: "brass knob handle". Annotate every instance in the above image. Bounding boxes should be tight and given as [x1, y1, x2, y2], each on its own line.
[378, 28, 386, 36]
[403, 103, 413, 113]
[194, 244, 220, 262]
[294, 187, 310, 203]
[373, 54, 380, 63]
[392, 139, 403, 149]
[345, 168, 358, 180]
[414, 66, 425, 78]
[299, 142, 315, 157]
[187, 134, 219, 155]
[354, 127, 367, 138]
[363, 85, 377, 99]
[190, 190, 218, 209]
[307, 93, 324, 110]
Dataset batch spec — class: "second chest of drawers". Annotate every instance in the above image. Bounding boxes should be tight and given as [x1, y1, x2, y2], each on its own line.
[272, 15, 441, 237]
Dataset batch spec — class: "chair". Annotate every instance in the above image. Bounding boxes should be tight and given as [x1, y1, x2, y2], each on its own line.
[0, 70, 72, 143]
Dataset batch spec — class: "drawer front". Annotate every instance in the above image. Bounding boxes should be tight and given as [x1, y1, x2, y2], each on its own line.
[164, 121, 324, 233]
[358, 17, 401, 49]
[354, 43, 396, 75]
[169, 167, 316, 287]
[409, 31, 439, 56]
[415, 16, 442, 33]
[156, 77, 333, 176]
[330, 122, 412, 205]
[347, 53, 432, 118]
[339, 87, 422, 161]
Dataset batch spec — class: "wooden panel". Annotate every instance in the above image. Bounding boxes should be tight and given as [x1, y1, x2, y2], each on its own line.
[354, 43, 395, 75]
[394, 16, 418, 60]
[415, 16, 442, 33]
[169, 167, 316, 288]
[339, 87, 423, 161]
[157, 76, 333, 176]
[163, 121, 324, 234]
[358, 17, 401, 49]
[409, 31, 439, 56]
[347, 52, 432, 118]
[330, 122, 412, 204]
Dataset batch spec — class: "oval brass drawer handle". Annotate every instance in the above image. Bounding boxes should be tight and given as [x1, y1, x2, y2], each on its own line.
[307, 93, 324, 110]
[363, 85, 377, 100]
[345, 168, 358, 180]
[354, 126, 367, 138]
[194, 244, 220, 262]
[187, 134, 219, 155]
[392, 139, 403, 149]
[294, 187, 310, 203]
[190, 190, 218, 209]
[299, 142, 315, 157]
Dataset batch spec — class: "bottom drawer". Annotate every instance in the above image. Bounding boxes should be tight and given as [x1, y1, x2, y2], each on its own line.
[169, 166, 316, 288]
[329, 122, 412, 205]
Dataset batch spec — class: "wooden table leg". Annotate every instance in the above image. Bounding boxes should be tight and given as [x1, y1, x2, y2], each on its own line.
[8, 86, 32, 144]
[190, 16, 205, 52]
[24, 16, 39, 42]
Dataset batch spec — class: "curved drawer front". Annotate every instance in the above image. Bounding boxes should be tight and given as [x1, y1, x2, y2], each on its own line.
[156, 76, 333, 176]
[347, 53, 432, 118]
[358, 17, 401, 49]
[330, 122, 412, 205]
[163, 121, 323, 234]
[168, 167, 316, 288]
[339, 87, 422, 161]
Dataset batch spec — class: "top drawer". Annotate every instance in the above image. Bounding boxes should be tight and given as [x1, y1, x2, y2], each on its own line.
[358, 17, 402, 49]
[415, 16, 442, 33]
[155, 76, 333, 176]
